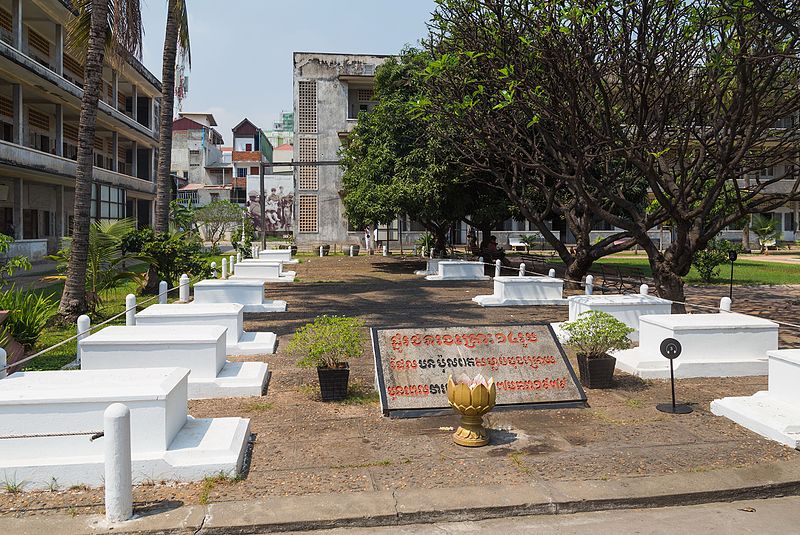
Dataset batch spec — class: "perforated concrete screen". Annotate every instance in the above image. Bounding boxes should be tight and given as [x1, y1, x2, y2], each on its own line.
[298, 194, 318, 233]
[298, 81, 317, 134]
[298, 137, 318, 190]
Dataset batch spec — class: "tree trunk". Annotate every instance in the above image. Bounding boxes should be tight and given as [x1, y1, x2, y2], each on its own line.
[565, 248, 593, 282]
[57, 0, 109, 323]
[651, 260, 687, 312]
[155, 0, 179, 233]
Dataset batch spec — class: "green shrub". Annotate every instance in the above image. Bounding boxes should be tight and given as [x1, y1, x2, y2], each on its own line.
[230, 215, 255, 259]
[126, 229, 210, 288]
[287, 315, 365, 369]
[692, 238, 741, 282]
[0, 234, 31, 284]
[562, 310, 633, 358]
[0, 289, 58, 349]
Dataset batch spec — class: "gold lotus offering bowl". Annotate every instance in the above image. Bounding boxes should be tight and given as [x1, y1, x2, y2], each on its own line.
[446, 374, 497, 447]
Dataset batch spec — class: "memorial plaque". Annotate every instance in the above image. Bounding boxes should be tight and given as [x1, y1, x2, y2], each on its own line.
[372, 324, 587, 417]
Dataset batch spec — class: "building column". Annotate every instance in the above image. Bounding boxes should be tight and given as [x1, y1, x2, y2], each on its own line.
[111, 70, 118, 110]
[54, 23, 64, 76]
[12, 84, 22, 145]
[150, 147, 156, 182]
[111, 132, 118, 171]
[56, 185, 64, 238]
[131, 140, 138, 177]
[54, 104, 63, 156]
[13, 178, 23, 240]
[11, 0, 22, 50]
[131, 85, 138, 122]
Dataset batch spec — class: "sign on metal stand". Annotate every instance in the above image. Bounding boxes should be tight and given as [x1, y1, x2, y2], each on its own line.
[656, 338, 693, 414]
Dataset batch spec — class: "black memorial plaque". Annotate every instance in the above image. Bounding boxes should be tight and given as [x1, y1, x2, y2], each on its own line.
[372, 324, 587, 417]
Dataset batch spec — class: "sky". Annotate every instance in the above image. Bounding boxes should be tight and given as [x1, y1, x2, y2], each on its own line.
[140, 0, 437, 144]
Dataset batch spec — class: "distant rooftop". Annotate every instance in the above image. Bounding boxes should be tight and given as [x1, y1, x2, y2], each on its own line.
[178, 112, 218, 127]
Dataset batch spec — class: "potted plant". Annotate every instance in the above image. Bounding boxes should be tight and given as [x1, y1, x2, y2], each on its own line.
[321, 244, 331, 256]
[562, 310, 633, 389]
[287, 315, 365, 401]
[350, 244, 360, 256]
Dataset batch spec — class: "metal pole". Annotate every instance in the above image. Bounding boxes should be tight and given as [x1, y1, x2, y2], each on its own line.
[729, 260, 734, 300]
[259, 132, 266, 251]
[669, 359, 677, 410]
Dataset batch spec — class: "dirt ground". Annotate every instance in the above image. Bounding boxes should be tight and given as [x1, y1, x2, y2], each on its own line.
[1, 254, 798, 517]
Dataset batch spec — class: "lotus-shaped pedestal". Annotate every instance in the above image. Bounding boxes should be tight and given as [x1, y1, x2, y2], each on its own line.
[446, 373, 497, 447]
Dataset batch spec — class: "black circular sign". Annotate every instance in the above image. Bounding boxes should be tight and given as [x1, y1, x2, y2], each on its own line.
[660, 338, 682, 360]
[728, 250, 738, 262]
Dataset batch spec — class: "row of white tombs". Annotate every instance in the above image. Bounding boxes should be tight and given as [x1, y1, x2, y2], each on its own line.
[0, 251, 796, 491]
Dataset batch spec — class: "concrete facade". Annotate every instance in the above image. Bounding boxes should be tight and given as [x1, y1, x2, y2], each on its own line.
[0, 0, 161, 259]
[292, 52, 390, 248]
[172, 112, 228, 207]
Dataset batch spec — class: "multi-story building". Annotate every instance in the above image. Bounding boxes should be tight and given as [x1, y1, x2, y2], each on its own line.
[0, 0, 161, 260]
[292, 52, 389, 248]
[263, 111, 293, 148]
[171, 112, 228, 206]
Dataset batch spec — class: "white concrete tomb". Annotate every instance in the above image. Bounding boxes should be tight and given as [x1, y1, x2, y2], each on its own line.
[79, 325, 269, 399]
[232, 260, 296, 282]
[565, 294, 673, 340]
[135, 303, 277, 355]
[258, 249, 299, 264]
[472, 276, 567, 306]
[613, 312, 778, 379]
[193, 279, 287, 313]
[0, 368, 250, 489]
[711, 349, 800, 448]
[415, 258, 444, 276]
[425, 261, 490, 281]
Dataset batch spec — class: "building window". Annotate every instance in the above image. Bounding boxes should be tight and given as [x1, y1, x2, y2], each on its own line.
[760, 166, 775, 178]
[210, 192, 220, 202]
[236, 167, 247, 178]
[23, 209, 38, 239]
[298, 81, 317, 133]
[231, 188, 246, 204]
[298, 137, 318, 190]
[178, 191, 199, 205]
[93, 184, 125, 222]
[250, 166, 259, 175]
[298, 194, 318, 233]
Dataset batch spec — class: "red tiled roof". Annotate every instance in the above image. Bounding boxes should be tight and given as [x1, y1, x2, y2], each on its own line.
[274, 143, 293, 151]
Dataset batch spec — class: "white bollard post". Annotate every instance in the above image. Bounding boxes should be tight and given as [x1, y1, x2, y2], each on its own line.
[125, 294, 136, 326]
[77, 314, 91, 365]
[158, 281, 168, 304]
[383, 245, 388, 257]
[104, 403, 132, 523]
[349, 245, 354, 257]
[221, 257, 228, 279]
[720, 296, 732, 312]
[0, 348, 7, 379]
[548, 268, 556, 278]
[429, 249, 434, 259]
[179, 274, 190, 303]
[478, 256, 484, 264]
[640, 284, 649, 295]
[585, 274, 594, 295]
[495, 259, 502, 278]
[210, 261, 217, 278]
[319, 245, 324, 257]
[237, 252, 242, 263]
[519, 263, 526, 277]
[230, 255, 236, 270]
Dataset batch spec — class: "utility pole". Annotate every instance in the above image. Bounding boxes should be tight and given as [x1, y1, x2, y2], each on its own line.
[258, 129, 266, 250]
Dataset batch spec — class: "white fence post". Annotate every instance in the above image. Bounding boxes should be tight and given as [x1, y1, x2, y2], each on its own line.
[77, 314, 91, 365]
[125, 294, 136, 326]
[210, 262, 217, 278]
[221, 258, 228, 279]
[230, 255, 236, 272]
[104, 403, 132, 523]
[382, 245, 388, 256]
[0, 348, 7, 379]
[349, 245, 354, 257]
[720, 296, 732, 312]
[179, 274, 190, 303]
[237, 252, 242, 263]
[495, 259, 502, 278]
[640, 284, 649, 295]
[548, 268, 556, 278]
[585, 275, 594, 295]
[319, 246, 324, 257]
[519, 263, 526, 277]
[158, 281, 168, 304]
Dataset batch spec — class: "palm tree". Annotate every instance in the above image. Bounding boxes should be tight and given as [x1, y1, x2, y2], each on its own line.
[155, 0, 190, 232]
[58, 0, 143, 323]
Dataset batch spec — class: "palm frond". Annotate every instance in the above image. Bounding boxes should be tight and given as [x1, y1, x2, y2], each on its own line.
[174, 0, 191, 68]
[67, 0, 143, 67]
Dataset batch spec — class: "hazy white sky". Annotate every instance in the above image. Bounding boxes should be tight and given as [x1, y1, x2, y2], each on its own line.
[140, 0, 436, 144]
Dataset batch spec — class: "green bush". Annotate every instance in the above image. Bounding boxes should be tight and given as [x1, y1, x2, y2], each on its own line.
[562, 310, 633, 358]
[230, 215, 255, 259]
[692, 238, 741, 282]
[287, 315, 365, 369]
[0, 289, 58, 349]
[123, 228, 210, 287]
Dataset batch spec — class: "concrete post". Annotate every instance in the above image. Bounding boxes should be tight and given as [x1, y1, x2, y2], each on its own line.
[640, 284, 649, 295]
[0, 348, 7, 379]
[221, 258, 228, 279]
[131, 140, 138, 178]
[11, 0, 22, 49]
[77, 315, 91, 364]
[429, 249, 433, 259]
[548, 268, 556, 278]
[519, 263, 526, 277]
[104, 403, 133, 523]
[319, 246, 324, 257]
[210, 262, 217, 278]
[585, 275, 594, 295]
[158, 281, 168, 304]
[179, 274, 190, 303]
[237, 252, 242, 263]
[495, 260, 502, 278]
[54, 104, 63, 156]
[54, 23, 64, 76]
[125, 294, 136, 326]
[720, 296, 732, 312]
[131, 84, 138, 122]
[478, 256, 484, 264]
[12, 84, 23, 145]
[111, 132, 118, 172]
[349, 245, 354, 257]
[382, 245, 388, 256]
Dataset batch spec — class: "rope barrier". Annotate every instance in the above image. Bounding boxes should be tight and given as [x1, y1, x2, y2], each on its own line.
[1, 274, 206, 372]
[0, 431, 103, 440]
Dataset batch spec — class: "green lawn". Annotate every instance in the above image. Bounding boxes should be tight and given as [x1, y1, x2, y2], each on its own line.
[595, 255, 800, 285]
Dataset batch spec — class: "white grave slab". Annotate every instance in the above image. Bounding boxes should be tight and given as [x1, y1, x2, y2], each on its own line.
[415, 258, 443, 276]
[562, 294, 673, 340]
[193, 279, 287, 313]
[0, 368, 250, 489]
[472, 276, 567, 306]
[232, 260, 296, 282]
[711, 350, 800, 448]
[613, 313, 777, 379]
[80, 325, 269, 399]
[135, 303, 276, 355]
[425, 261, 489, 281]
[258, 249, 299, 264]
